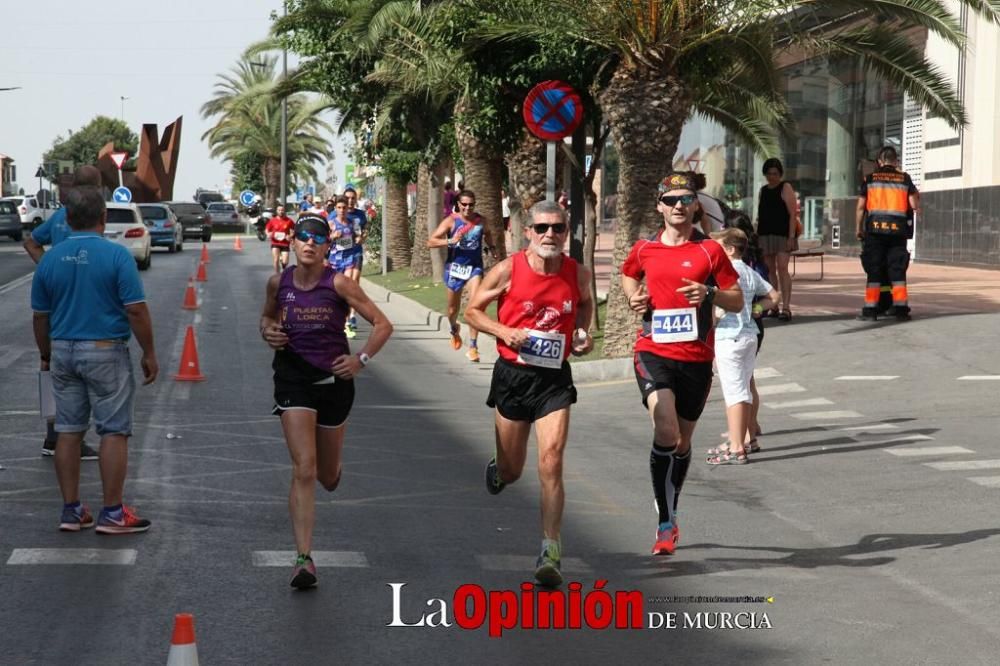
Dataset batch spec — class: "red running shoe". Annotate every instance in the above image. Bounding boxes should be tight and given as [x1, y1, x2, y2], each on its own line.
[652, 524, 679, 556]
[95, 505, 151, 535]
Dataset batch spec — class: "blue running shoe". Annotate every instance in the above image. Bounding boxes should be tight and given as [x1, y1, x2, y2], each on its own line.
[96, 505, 151, 535]
[59, 504, 94, 532]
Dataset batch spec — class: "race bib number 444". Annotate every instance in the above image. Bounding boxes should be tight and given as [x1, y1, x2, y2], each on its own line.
[651, 308, 698, 343]
[517, 329, 565, 369]
[449, 263, 473, 280]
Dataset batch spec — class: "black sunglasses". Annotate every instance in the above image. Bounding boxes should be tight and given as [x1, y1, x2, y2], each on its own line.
[458, 201, 475, 208]
[532, 222, 568, 235]
[659, 194, 697, 207]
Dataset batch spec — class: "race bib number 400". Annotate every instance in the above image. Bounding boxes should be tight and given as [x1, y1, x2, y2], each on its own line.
[449, 263, 473, 280]
[517, 329, 565, 369]
[651, 308, 698, 343]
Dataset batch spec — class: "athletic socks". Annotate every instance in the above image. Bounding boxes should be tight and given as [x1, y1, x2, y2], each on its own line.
[649, 442, 676, 525]
[103, 504, 123, 515]
[63, 501, 81, 510]
[671, 449, 692, 512]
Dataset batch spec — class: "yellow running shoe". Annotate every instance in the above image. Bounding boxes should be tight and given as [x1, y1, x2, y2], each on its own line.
[466, 346, 480, 363]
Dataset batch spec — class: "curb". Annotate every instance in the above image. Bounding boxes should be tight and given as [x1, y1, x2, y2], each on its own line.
[361, 277, 632, 383]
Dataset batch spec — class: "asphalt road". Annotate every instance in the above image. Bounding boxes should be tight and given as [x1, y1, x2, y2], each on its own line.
[1, 239, 998, 664]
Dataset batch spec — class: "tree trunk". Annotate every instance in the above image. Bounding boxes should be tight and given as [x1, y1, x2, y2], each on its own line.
[262, 157, 280, 209]
[456, 95, 506, 264]
[427, 161, 445, 282]
[506, 128, 548, 253]
[385, 178, 410, 271]
[410, 163, 432, 278]
[597, 70, 691, 357]
[583, 123, 610, 331]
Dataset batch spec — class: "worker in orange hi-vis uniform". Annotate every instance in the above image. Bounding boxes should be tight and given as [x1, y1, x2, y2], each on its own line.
[855, 146, 920, 322]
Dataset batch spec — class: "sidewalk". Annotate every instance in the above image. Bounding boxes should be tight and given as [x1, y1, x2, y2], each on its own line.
[585, 230, 1000, 318]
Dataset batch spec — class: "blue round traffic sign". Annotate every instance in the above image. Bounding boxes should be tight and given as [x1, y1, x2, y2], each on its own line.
[523, 81, 584, 141]
[112, 186, 132, 204]
[240, 190, 256, 206]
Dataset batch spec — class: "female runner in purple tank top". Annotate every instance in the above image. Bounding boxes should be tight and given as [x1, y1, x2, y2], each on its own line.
[259, 215, 393, 589]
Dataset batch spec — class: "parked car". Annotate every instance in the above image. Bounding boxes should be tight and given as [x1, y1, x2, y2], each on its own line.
[0, 195, 52, 230]
[0, 199, 22, 241]
[138, 203, 183, 253]
[166, 201, 212, 242]
[205, 202, 239, 228]
[104, 203, 151, 270]
[195, 189, 225, 208]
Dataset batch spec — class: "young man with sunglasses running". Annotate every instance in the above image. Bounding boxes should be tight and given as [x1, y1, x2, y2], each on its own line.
[429, 190, 497, 362]
[465, 200, 594, 587]
[260, 215, 393, 589]
[622, 172, 743, 556]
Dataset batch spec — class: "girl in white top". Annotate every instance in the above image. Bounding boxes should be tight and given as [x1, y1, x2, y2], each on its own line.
[707, 228, 780, 464]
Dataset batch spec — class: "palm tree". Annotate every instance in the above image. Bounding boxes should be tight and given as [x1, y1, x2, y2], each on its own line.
[479, 0, 991, 356]
[201, 56, 334, 207]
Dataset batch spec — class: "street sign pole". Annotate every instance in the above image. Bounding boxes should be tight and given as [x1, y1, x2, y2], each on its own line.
[569, 123, 586, 262]
[546, 141, 557, 202]
[118, 170, 123, 189]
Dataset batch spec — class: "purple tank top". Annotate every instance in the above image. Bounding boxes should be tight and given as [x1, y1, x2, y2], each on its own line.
[277, 265, 350, 372]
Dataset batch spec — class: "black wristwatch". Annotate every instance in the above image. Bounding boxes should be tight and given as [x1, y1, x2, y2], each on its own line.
[705, 285, 718, 304]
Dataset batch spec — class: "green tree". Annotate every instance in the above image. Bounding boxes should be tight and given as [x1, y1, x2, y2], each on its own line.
[201, 56, 335, 207]
[230, 152, 266, 200]
[44, 116, 138, 166]
[483, 0, 994, 356]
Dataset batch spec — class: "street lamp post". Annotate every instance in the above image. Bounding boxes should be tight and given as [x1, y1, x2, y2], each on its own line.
[120, 96, 129, 122]
[279, 3, 288, 209]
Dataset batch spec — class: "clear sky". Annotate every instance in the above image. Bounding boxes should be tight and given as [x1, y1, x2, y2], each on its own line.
[0, 0, 351, 202]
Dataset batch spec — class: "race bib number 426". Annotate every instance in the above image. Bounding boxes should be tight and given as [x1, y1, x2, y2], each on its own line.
[517, 329, 565, 369]
[651, 308, 698, 343]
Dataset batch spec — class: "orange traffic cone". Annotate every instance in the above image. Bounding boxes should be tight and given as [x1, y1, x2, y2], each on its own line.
[233, 235, 243, 251]
[174, 326, 206, 382]
[166, 613, 200, 666]
[200, 243, 210, 263]
[182, 278, 198, 310]
[195, 261, 207, 282]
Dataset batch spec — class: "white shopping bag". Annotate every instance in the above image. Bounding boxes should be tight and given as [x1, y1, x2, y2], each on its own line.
[38, 370, 55, 420]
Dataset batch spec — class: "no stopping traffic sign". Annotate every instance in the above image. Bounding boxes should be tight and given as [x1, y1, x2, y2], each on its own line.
[523, 80, 584, 141]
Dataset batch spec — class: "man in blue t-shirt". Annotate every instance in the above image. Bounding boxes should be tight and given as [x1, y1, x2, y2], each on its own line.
[23, 165, 105, 459]
[31, 186, 159, 534]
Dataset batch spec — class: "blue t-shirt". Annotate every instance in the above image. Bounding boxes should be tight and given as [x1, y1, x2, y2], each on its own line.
[31, 233, 146, 340]
[31, 208, 73, 247]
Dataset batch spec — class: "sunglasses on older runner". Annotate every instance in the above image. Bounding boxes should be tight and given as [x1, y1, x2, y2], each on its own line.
[296, 230, 330, 244]
[659, 194, 697, 207]
[532, 222, 568, 234]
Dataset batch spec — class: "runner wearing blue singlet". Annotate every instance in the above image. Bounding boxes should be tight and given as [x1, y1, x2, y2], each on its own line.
[428, 190, 496, 362]
[326, 198, 362, 329]
[342, 186, 368, 337]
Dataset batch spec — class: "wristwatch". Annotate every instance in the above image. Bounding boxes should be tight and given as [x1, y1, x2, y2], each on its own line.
[358, 352, 370, 367]
[705, 285, 718, 304]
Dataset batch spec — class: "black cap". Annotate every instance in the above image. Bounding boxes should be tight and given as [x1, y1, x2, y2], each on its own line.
[294, 214, 330, 239]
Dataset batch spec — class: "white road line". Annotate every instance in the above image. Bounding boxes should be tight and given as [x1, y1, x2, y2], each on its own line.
[967, 477, 1000, 488]
[791, 410, 863, 420]
[765, 398, 833, 410]
[834, 376, 899, 381]
[0, 348, 29, 369]
[251, 551, 369, 567]
[925, 460, 1000, 471]
[475, 554, 592, 574]
[0, 272, 33, 296]
[842, 423, 900, 432]
[957, 376, 1000, 381]
[755, 383, 806, 396]
[885, 446, 973, 457]
[753, 367, 782, 379]
[7, 548, 137, 565]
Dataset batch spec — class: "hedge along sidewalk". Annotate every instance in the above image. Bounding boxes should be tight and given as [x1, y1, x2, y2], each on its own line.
[361, 273, 632, 384]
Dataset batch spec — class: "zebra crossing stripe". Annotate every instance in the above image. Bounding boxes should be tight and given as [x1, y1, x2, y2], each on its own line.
[834, 376, 899, 381]
[7, 549, 137, 565]
[791, 410, 863, 420]
[753, 367, 782, 379]
[967, 477, 1000, 488]
[755, 383, 806, 396]
[251, 551, 369, 567]
[925, 460, 1000, 471]
[957, 376, 1000, 381]
[765, 398, 833, 410]
[885, 446, 973, 457]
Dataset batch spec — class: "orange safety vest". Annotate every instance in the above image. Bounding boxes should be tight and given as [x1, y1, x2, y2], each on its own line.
[864, 167, 912, 238]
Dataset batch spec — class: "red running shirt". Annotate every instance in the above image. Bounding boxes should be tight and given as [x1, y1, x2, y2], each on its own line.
[621, 232, 739, 362]
[497, 251, 580, 368]
[266, 216, 296, 248]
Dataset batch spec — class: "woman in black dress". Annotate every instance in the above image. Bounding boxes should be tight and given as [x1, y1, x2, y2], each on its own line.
[756, 158, 799, 320]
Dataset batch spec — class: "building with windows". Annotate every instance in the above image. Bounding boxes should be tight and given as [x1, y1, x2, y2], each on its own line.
[673, 7, 1000, 267]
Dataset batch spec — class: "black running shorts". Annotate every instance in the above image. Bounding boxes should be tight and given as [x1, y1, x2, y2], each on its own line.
[487, 357, 577, 422]
[633, 351, 713, 422]
[273, 376, 355, 428]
